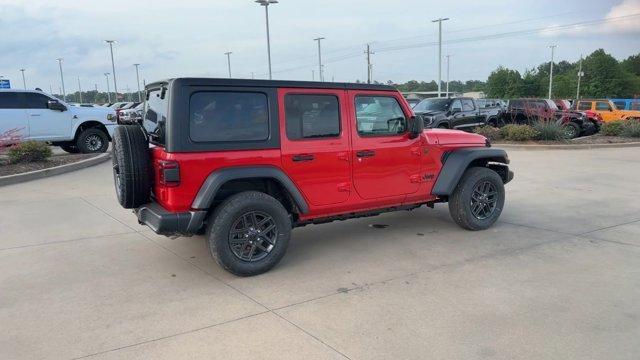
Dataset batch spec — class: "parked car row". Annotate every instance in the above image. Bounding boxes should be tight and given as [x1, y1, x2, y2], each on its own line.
[411, 96, 640, 139]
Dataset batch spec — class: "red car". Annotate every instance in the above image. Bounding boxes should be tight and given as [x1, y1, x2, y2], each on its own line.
[554, 99, 603, 133]
[111, 78, 513, 276]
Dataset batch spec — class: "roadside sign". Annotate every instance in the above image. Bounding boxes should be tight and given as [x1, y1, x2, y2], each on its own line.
[0, 79, 10, 89]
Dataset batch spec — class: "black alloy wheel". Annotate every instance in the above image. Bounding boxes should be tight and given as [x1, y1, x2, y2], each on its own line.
[229, 211, 278, 262]
[470, 181, 498, 220]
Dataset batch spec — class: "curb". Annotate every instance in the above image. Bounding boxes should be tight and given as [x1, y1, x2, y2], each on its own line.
[0, 153, 111, 187]
[495, 142, 640, 150]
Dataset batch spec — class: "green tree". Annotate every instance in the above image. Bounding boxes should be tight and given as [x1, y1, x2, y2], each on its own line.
[486, 66, 523, 98]
[621, 54, 640, 76]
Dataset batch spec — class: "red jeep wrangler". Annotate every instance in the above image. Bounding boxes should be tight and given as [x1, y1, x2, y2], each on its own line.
[112, 78, 513, 276]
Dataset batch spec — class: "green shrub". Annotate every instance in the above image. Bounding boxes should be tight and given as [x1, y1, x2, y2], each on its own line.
[601, 120, 625, 136]
[473, 125, 502, 140]
[533, 120, 564, 141]
[621, 119, 640, 138]
[500, 124, 538, 141]
[7, 141, 53, 164]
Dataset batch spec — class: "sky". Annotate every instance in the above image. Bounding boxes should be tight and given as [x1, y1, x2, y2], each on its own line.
[0, 0, 639, 93]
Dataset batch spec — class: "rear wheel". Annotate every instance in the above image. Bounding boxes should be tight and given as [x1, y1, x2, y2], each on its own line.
[448, 167, 505, 230]
[206, 191, 291, 276]
[111, 125, 150, 208]
[77, 128, 109, 153]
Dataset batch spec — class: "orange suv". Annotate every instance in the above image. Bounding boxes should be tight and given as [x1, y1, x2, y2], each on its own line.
[573, 99, 640, 122]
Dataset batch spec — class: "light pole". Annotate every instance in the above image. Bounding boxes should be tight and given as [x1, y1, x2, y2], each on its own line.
[19, 69, 26, 89]
[225, 52, 233, 78]
[576, 55, 583, 100]
[445, 55, 452, 97]
[133, 63, 142, 102]
[77, 77, 83, 103]
[255, 0, 278, 79]
[56, 58, 66, 101]
[104, 72, 112, 103]
[432, 17, 449, 98]
[105, 40, 118, 100]
[313, 37, 325, 82]
[548, 45, 557, 99]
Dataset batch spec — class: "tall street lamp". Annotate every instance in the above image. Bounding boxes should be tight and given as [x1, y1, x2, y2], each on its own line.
[255, 0, 278, 79]
[77, 77, 83, 103]
[104, 72, 112, 103]
[313, 37, 325, 82]
[225, 52, 233, 78]
[133, 63, 142, 102]
[19, 68, 26, 89]
[576, 55, 584, 100]
[431, 17, 449, 98]
[56, 58, 66, 101]
[445, 54, 452, 97]
[548, 45, 557, 99]
[105, 40, 118, 100]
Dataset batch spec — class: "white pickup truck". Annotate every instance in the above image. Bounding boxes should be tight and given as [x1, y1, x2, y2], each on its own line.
[0, 89, 116, 153]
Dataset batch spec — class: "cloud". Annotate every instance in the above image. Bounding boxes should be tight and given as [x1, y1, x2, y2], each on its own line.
[541, 0, 640, 37]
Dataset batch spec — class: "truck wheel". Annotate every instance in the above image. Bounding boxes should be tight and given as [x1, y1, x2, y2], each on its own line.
[111, 125, 150, 208]
[562, 122, 580, 139]
[448, 167, 505, 231]
[206, 191, 291, 276]
[77, 128, 109, 153]
[60, 144, 80, 154]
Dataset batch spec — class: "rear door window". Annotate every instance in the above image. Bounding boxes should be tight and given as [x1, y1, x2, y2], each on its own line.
[285, 94, 340, 140]
[189, 92, 269, 142]
[0, 92, 22, 109]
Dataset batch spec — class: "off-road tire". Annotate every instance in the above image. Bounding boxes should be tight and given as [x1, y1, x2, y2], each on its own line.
[448, 167, 505, 231]
[562, 122, 581, 139]
[206, 191, 291, 276]
[77, 128, 109, 153]
[111, 125, 150, 208]
[60, 144, 80, 153]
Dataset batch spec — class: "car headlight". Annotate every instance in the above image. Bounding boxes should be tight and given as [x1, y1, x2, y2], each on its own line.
[107, 114, 115, 122]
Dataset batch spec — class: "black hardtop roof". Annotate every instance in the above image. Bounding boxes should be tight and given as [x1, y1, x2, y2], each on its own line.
[146, 77, 396, 92]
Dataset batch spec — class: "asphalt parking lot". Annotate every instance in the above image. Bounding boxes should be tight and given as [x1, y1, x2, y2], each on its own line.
[1, 147, 639, 360]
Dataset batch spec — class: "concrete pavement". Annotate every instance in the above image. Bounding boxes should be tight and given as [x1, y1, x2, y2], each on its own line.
[0, 148, 639, 359]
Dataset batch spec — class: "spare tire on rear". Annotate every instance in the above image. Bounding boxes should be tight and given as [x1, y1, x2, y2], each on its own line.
[112, 125, 151, 208]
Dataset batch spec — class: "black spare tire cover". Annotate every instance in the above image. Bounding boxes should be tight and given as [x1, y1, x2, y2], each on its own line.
[112, 125, 151, 208]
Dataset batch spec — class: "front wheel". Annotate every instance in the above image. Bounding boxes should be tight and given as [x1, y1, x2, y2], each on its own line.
[206, 191, 291, 276]
[562, 122, 581, 139]
[448, 167, 505, 231]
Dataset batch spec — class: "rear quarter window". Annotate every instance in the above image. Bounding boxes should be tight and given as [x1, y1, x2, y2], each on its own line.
[189, 92, 269, 142]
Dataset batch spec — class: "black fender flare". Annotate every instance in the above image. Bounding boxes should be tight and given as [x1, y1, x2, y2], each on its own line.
[432, 147, 510, 196]
[191, 166, 309, 214]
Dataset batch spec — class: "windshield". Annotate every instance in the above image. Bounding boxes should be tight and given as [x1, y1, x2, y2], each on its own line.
[144, 88, 168, 145]
[413, 98, 450, 112]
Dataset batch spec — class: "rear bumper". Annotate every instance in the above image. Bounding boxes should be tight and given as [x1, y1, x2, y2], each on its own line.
[135, 202, 207, 236]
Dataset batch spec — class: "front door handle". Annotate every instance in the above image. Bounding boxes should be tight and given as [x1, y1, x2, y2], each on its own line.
[356, 150, 376, 158]
[292, 154, 315, 162]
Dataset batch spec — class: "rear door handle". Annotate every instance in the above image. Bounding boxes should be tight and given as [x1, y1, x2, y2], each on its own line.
[356, 150, 375, 158]
[292, 154, 315, 162]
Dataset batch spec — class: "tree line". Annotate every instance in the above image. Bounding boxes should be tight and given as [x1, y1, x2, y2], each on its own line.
[395, 49, 640, 99]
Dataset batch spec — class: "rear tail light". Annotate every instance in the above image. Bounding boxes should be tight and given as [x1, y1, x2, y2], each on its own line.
[157, 160, 180, 187]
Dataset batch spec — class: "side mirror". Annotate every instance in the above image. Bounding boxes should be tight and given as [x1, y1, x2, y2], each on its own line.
[47, 100, 66, 111]
[408, 116, 423, 139]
